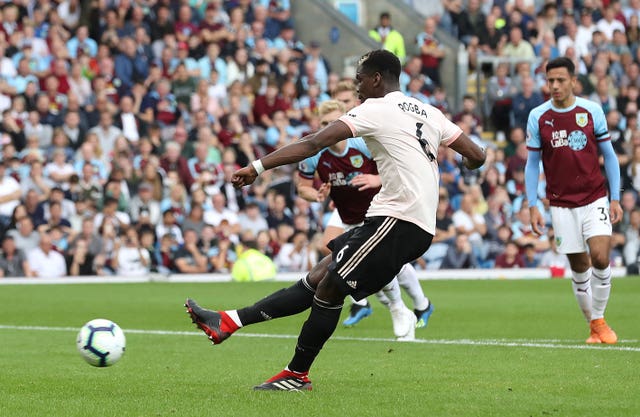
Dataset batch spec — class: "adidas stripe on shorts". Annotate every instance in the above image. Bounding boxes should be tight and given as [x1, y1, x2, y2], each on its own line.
[327, 216, 433, 300]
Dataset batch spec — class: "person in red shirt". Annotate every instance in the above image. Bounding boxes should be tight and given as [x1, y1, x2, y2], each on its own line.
[494, 240, 526, 268]
[252, 81, 288, 129]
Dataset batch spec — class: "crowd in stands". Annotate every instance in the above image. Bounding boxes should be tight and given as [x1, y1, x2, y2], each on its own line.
[0, 0, 638, 278]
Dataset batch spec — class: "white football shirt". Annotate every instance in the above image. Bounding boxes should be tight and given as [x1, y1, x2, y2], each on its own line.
[339, 91, 462, 234]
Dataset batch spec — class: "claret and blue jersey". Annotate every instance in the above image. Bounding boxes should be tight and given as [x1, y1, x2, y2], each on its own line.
[298, 137, 379, 225]
[526, 97, 610, 208]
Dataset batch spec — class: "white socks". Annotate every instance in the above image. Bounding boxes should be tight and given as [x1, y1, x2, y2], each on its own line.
[379, 278, 405, 310]
[350, 296, 368, 306]
[571, 269, 592, 322]
[591, 266, 612, 320]
[396, 263, 430, 311]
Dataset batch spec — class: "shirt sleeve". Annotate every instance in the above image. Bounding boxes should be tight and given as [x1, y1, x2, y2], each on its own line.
[297, 154, 319, 179]
[526, 109, 542, 150]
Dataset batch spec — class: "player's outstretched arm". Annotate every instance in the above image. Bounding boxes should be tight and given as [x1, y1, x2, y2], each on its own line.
[448, 133, 486, 170]
[232, 121, 353, 188]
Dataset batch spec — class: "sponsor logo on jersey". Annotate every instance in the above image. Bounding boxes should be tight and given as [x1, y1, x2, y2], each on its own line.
[568, 130, 588, 151]
[550, 130, 568, 148]
[544, 119, 554, 127]
[350, 155, 364, 168]
[576, 113, 588, 128]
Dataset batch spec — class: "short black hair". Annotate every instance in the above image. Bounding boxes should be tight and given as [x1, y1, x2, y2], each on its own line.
[546, 57, 575, 76]
[359, 49, 401, 81]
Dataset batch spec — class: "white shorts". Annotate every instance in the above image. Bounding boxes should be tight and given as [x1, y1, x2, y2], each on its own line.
[326, 209, 364, 232]
[550, 196, 612, 254]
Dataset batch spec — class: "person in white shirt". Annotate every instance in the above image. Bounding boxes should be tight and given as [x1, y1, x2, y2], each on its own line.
[0, 160, 21, 227]
[186, 50, 486, 391]
[27, 231, 67, 278]
[112, 228, 150, 276]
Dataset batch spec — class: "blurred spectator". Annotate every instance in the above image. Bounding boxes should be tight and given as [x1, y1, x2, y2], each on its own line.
[209, 234, 237, 272]
[66, 237, 96, 276]
[0, 160, 22, 228]
[369, 12, 406, 64]
[440, 234, 477, 269]
[274, 230, 315, 272]
[130, 182, 161, 226]
[485, 62, 513, 136]
[494, 240, 525, 268]
[174, 228, 209, 274]
[0, 235, 31, 278]
[156, 210, 183, 245]
[416, 17, 446, 87]
[27, 231, 67, 278]
[511, 76, 544, 131]
[112, 228, 150, 276]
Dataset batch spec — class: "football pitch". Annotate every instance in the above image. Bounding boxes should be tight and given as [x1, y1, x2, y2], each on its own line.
[1, 278, 639, 417]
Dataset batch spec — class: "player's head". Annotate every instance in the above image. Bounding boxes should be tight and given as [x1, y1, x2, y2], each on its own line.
[355, 49, 401, 101]
[545, 57, 576, 107]
[318, 99, 346, 127]
[332, 80, 359, 111]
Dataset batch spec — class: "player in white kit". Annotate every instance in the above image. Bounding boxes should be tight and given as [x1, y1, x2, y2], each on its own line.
[186, 50, 486, 391]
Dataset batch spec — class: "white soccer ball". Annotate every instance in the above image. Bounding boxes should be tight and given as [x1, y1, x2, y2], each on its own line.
[76, 319, 126, 367]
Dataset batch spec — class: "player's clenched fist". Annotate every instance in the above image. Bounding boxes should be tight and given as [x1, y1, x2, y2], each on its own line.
[232, 165, 258, 188]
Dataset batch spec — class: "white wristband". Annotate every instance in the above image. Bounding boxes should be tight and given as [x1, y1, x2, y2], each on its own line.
[251, 159, 265, 175]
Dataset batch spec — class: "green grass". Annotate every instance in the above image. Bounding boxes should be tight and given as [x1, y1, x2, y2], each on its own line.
[1, 278, 639, 417]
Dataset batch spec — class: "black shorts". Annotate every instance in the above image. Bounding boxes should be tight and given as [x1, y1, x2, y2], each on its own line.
[327, 216, 433, 300]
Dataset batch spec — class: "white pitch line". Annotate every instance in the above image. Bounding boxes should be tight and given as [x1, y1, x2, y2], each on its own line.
[1, 324, 638, 352]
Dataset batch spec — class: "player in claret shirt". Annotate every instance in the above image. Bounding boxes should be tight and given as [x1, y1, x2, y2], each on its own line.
[525, 57, 623, 344]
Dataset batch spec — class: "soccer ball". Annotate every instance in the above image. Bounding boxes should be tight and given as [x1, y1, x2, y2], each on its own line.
[76, 319, 126, 367]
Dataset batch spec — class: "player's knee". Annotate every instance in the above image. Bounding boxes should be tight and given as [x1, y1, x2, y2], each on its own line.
[316, 272, 348, 305]
[307, 255, 333, 288]
[591, 254, 610, 270]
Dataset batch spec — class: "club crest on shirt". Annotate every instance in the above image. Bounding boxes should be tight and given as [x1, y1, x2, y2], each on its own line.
[350, 155, 364, 168]
[575, 112, 588, 128]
